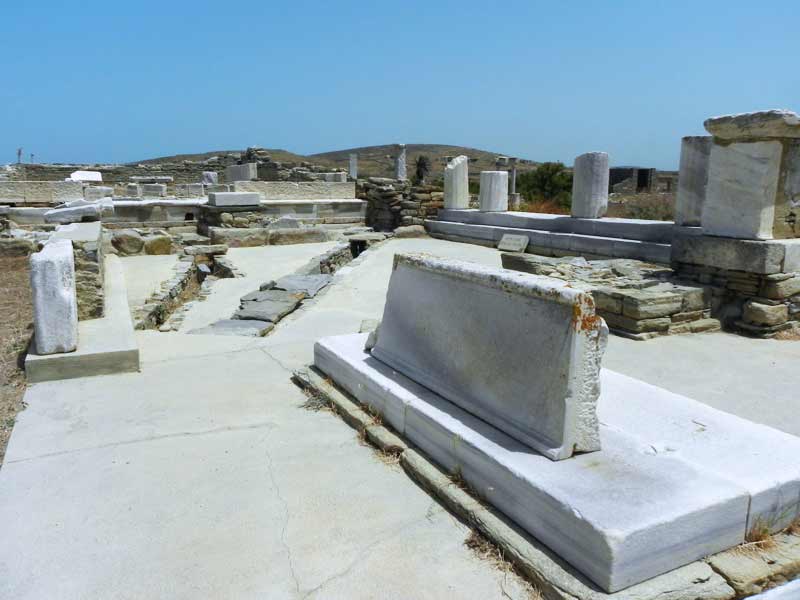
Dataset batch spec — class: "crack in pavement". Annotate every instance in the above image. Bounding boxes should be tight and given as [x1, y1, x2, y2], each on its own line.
[264, 440, 301, 595]
[299, 512, 441, 599]
[6, 421, 277, 465]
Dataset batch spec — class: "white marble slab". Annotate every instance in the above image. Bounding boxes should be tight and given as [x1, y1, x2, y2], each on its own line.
[370, 253, 607, 459]
[314, 333, 749, 593]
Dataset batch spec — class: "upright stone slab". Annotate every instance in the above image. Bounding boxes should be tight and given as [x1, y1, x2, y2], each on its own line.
[201, 171, 218, 185]
[29, 239, 78, 355]
[349, 153, 358, 179]
[125, 183, 141, 197]
[225, 163, 258, 183]
[207, 192, 261, 207]
[702, 110, 800, 240]
[443, 155, 469, 209]
[478, 171, 508, 212]
[395, 144, 407, 180]
[370, 253, 607, 460]
[571, 152, 609, 218]
[675, 136, 712, 226]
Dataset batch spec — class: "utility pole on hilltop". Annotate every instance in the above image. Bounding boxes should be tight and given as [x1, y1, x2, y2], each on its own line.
[30, 153, 34, 163]
[16, 148, 22, 164]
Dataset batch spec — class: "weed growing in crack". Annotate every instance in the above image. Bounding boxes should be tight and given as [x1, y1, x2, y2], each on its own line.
[464, 531, 544, 600]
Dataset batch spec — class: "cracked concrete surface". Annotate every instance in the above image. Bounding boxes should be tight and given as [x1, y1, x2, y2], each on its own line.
[0, 242, 533, 599]
[2, 238, 797, 599]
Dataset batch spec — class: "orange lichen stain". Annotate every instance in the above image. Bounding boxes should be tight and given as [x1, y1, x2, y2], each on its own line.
[571, 302, 602, 332]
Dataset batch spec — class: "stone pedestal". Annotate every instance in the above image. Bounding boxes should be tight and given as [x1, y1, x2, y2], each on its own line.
[30, 239, 78, 354]
[443, 155, 469, 209]
[675, 136, 711, 226]
[478, 171, 508, 212]
[702, 110, 800, 240]
[571, 152, 609, 218]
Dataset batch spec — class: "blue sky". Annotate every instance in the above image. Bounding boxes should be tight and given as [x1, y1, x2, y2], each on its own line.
[1, 0, 797, 169]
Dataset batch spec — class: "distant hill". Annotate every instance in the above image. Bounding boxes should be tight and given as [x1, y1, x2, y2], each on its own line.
[309, 144, 539, 180]
[133, 144, 540, 180]
[129, 148, 311, 166]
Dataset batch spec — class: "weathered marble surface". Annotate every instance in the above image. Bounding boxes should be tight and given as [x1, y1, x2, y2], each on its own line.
[705, 109, 800, 140]
[571, 152, 609, 218]
[702, 141, 782, 239]
[207, 192, 261, 207]
[30, 239, 78, 354]
[370, 253, 607, 459]
[478, 171, 508, 212]
[443, 155, 469, 209]
[675, 136, 711, 226]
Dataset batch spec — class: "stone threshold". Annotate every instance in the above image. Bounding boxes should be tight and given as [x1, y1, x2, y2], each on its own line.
[293, 365, 800, 600]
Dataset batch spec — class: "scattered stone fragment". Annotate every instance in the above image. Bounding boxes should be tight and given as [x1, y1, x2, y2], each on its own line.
[259, 280, 276, 291]
[112, 229, 144, 255]
[188, 319, 274, 337]
[143, 235, 172, 255]
[393, 225, 426, 238]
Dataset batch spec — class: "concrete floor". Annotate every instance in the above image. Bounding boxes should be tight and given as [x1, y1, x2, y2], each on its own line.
[121, 254, 179, 310]
[2, 237, 798, 599]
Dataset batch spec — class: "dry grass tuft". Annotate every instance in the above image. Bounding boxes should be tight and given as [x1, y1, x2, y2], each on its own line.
[299, 387, 334, 412]
[0, 257, 33, 466]
[465, 531, 544, 599]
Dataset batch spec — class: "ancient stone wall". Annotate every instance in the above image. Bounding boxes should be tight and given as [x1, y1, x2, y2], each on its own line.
[674, 261, 799, 336]
[357, 178, 443, 231]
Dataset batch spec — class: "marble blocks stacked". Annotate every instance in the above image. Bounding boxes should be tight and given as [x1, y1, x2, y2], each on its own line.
[702, 109, 800, 240]
[314, 253, 800, 592]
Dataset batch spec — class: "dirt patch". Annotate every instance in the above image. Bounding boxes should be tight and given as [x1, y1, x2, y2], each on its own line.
[774, 326, 800, 341]
[0, 257, 32, 466]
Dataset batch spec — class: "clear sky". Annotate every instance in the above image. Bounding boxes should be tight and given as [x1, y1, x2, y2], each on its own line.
[1, 0, 797, 169]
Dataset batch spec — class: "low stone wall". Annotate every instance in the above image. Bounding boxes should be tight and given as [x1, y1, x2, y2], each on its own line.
[233, 181, 355, 200]
[357, 178, 443, 231]
[674, 262, 800, 336]
[198, 201, 366, 234]
[0, 181, 84, 205]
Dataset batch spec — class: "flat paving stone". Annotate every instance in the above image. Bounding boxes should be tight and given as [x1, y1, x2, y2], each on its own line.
[274, 274, 332, 298]
[234, 290, 304, 322]
[187, 319, 274, 337]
